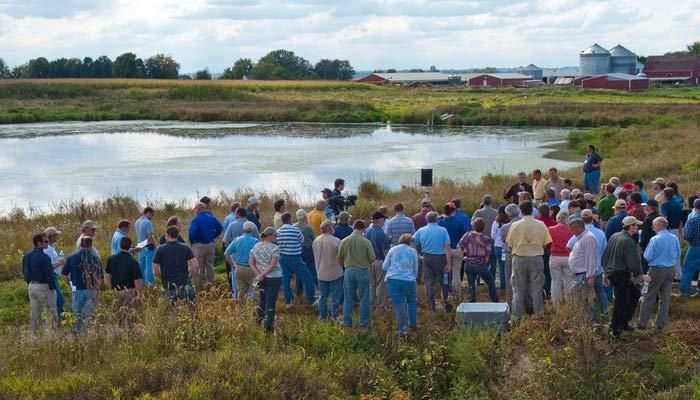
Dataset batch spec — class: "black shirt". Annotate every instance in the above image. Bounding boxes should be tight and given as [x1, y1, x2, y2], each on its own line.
[22, 248, 55, 286]
[159, 234, 185, 245]
[639, 211, 659, 250]
[504, 182, 534, 204]
[105, 251, 142, 290]
[153, 241, 195, 288]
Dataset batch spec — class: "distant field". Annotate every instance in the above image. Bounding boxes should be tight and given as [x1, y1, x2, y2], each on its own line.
[1, 79, 699, 126]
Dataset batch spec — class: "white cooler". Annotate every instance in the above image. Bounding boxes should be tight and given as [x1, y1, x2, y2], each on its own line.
[455, 302, 509, 332]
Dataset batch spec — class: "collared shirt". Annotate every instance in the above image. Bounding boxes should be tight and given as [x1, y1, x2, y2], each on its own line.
[384, 213, 416, 246]
[225, 233, 259, 266]
[537, 215, 556, 228]
[545, 177, 566, 200]
[605, 211, 627, 240]
[472, 206, 498, 238]
[643, 229, 681, 267]
[22, 248, 55, 284]
[458, 232, 493, 266]
[75, 234, 100, 260]
[583, 151, 603, 173]
[560, 200, 570, 211]
[548, 223, 572, 257]
[640, 211, 659, 249]
[313, 234, 342, 281]
[533, 178, 547, 200]
[382, 244, 419, 282]
[364, 224, 390, 260]
[338, 233, 376, 269]
[135, 216, 154, 247]
[491, 221, 504, 248]
[504, 181, 533, 204]
[412, 209, 430, 230]
[630, 204, 646, 222]
[61, 250, 103, 290]
[413, 222, 450, 255]
[438, 215, 469, 249]
[276, 224, 304, 256]
[568, 230, 598, 278]
[500, 215, 522, 254]
[637, 191, 649, 203]
[246, 208, 260, 229]
[506, 216, 552, 257]
[222, 212, 237, 234]
[684, 214, 700, 247]
[188, 212, 222, 245]
[455, 210, 473, 233]
[307, 209, 327, 237]
[602, 231, 642, 276]
[250, 242, 282, 278]
[44, 243, 61, 273]
[333, 223, 353, 241]
[105, 251, 142, 289]
[111, 228, 129, 256]
[223, 217, 260, 245]
[661, 199, 683, 229]
[294, 222, 315, 248]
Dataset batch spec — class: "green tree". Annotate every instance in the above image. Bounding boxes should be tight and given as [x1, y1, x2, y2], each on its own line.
[65, 58, 82, 77]
[637, 55, 647, 65]
[27, 57, 50, 78]
[92, 56, 113, 78]
[195, 68, 212, 80]
[222, 58, 254, 79]
[11, 64, 28, 78]
[145, 54, 180, 79]
[135, 58, 145, 78]
[81, 57, 94, 77]
[386, 68, 397, 73]
[314, 59, 355, 80]
[251, 49, 314, 80]
[113, 52, 142, 78]
[687, 41, 700, 55]
[0, 58, 9, 78]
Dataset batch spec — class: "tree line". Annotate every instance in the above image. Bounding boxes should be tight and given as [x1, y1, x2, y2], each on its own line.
[219, 49, 354, 80]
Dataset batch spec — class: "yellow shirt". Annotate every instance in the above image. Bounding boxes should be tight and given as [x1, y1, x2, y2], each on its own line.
[506, 216, 552, 257]
[532, 178, 546, 201]
[307, 209, 327, 237]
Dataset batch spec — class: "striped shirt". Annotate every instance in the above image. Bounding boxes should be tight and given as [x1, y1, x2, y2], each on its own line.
[276, 224, 304, 256]
[384, 214, 416, 246]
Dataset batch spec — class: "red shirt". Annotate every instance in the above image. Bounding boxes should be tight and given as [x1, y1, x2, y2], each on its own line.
[537, 215, 556, 228]
[548, 223, 573, 257]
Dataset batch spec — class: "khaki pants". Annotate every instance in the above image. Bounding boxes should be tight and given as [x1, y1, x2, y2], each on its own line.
[235, 265, 256, 305]
[369, 259, 388, 308]
[639, 267, 675, 329]
[511, 255, 545, 318]
[549, 255, 572, 304]
[192, 242, 216, 288]
[28, 283, 57, 333]
[450, 248, 464, 300]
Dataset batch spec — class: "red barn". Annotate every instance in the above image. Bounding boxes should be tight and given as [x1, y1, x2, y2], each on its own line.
[467, 73, 531, 87]
[356, 73, 390, 85]
[643, 55, 700, 85]
[356, 72, 450, 86]
[578, 73, 649, 91]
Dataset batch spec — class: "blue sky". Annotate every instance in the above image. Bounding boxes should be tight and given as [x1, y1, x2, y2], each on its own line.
[0, 0, 698, 73]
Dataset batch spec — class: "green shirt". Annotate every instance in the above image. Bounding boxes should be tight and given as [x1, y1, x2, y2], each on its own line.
[294, 222, 315, 248]
[598, 195, 617, 222]
[338, 233, 376, 269]
[602, 231, 642, 276]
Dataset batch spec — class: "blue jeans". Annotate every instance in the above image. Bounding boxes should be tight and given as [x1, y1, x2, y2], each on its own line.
[230, 269, 239, 299]
[72, 289, 98, 332]
[258, 277, 282, 331]
[164, 285, 196, 303]
[280, 254, 316, 304]
[584, 168, 600, 194]
[594, 273, 609, 315]
[493, 246, 506, 289]
[387, 278, 417, 332]
[301, 246, 317, 288]
[343, 268, 371, 328]
[681, 246, 700, 296]
[139, 248, 155, 287]
[55, 277, 64, 319]
[318, 277, 343, 320]
[465, 264, 498, 302]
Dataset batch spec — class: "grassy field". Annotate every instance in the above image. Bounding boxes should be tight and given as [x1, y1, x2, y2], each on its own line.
[1, 79, 700, 127]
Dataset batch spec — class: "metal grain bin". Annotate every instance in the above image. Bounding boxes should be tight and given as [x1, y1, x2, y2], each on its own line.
[609, 44, 637, 75]
[580, 43, 611, 76]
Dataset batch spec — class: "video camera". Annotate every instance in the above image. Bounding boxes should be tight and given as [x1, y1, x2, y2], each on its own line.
[329, 194, 358, 214]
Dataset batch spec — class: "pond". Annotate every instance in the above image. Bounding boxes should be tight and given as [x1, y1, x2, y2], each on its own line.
[0, 121, 579, 211]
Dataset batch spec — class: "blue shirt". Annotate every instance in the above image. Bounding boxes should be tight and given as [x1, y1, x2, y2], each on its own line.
[547, 198, 561, 207]
[567, 224, 607, 275]
[135, 216, 154, 243]
[661, 199, 683, 229]
[324, 206, 335, 219]
[111, 228, 129, 256]
[188, 212, 223, 245]
[333, 223, 353, 241]
[22, 248, 55, 284]
[438, 215, 468, 249]
[455, 210, 473, 233]
[684, 215, 700, 247]
[643, 229, 681, 267]
[225, 234, 259, 266]
[605, 211, 627, 240]
[246, 208, 260, 229]
[61, 250, 103, 290]
[638, 191, 648, 203]
[222, 212, 237, 234]
[364, 224, 390, 260]
[384, 214, 415, 246]
[413, 222, 450, 255]
[382, 244, 419, 281]
[276, 224, 304, 256]
[223, 217, 260, 245]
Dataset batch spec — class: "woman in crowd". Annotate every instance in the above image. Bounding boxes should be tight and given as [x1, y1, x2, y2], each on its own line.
[250, 227, 282, 332]
[382, 233, 419, 333]
[548, 211, 573, 304]
[459, 218, 497, 302]
[491, 206, 508, 290]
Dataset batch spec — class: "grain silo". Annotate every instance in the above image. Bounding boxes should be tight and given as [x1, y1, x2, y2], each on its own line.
[516, 64, 543, 80]
[609, 45, 637, 75]
[580, 44, 611, 76]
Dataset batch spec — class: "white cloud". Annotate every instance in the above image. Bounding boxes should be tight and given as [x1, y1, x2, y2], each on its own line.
[0, 0, 698, 72]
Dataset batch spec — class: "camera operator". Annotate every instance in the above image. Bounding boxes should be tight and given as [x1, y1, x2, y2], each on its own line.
[330, 179, 346, 215]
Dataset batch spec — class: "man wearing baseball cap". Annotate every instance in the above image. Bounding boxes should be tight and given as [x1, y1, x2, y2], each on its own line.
[44, 227, 65, 319]
[639, 199, 661, 274]
[76, 220, 100, 260]
[412, 200, 433, 230]
[605, 200, 629, 240]
[364, 211, 391, 309]
[602, 216, 643, 337]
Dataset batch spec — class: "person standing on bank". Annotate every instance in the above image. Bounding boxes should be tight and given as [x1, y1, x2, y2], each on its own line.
[382, 233, 419, 333]
[62, 237, 104, 332]
[44, 227, 65, 320]
[314, 220, 343, 320]
[188, 202, 222, 290]
[439, 202, 468, 301]
[153, 226, 198, 303]
[224, 222, 260, 305]
[135, 207, 156, 287]
[250, 227, 283, 332]
[111, 219, 131, 256]
[23, 233, 58, 335]
[413, 211, 452, 312]
[365, 211, 391, 309]
[105, 236, 143, 326]
[76, 220, 100, 260]
[583, 144, 603, 193]
[338, 220, 376, 329]
[277, 212, 317, 308]
[459, 218, 498, 302]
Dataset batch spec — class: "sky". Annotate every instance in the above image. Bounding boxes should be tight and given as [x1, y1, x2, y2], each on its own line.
[0, 0, 699, 73]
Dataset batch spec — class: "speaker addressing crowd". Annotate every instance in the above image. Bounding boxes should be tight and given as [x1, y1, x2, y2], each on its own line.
[20, 168, 700, 338]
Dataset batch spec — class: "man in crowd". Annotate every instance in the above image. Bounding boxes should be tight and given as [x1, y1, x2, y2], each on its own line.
[277, 212, 317, 308]
[681, 198, 700, 297]
[629, 193, 646, 221]
[334, 211, 353, 241]
[439, 202, 469, 300]
[23, 233, 57, 334]
[44, 227, 65, 320]
[501, 204, 522, 308]
[503, 171, 533, 204]
[330, 178, 346, 215]
[188, 202, 222, 289]
[640, 199, 660, 274]
[105, 236, 143, 325]
[338, 220, 376, 329]
[598, 184, 617, 229]
[413, 211, 452, 311]
[606, 200, 629, 240]
[308, 200, 328, 237]
[321, 188, 336, 219]
[532, 169, 547, 203]
[384, 202, 415, 247]
[154, 226, 198, 303]
[221, 202, 240, 235]
[246, 196, 261, 230]
[603, 216, 643, 337]
[365, 211, 390, 309]
[639, 217, 680, 331]
[273, 199, 287, 229]
[452, 198, 473, 232]
[296, 208, 317, 294]
[76, 220, 100, 259]
[224, 221, 259, 304]
[223, 206, 260, 247]
[135, 207, 156, 287]
[412, 199, 432, 230]
[62, 237, 103, 332]
[545, 168, 566, 201]
[579, 210, 609, 316]
[507, 201, 552, 319]
[661, 187, 683, 278]
[314, 220, 343, 320]
[567, 219, 598, 315]
[559, 189, 572, 211]
[111, 219, 131, 256]
[633, 180, 648, 203]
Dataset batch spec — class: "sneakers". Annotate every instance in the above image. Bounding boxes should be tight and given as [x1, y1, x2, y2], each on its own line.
[312, 299, 320, 308]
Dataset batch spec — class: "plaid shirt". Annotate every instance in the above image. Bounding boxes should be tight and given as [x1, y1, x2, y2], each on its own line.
[684, 215, 700, 247]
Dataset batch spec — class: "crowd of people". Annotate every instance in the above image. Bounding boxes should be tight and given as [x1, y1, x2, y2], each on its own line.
[21, 158, 700, 337]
